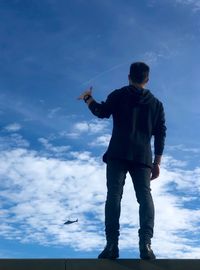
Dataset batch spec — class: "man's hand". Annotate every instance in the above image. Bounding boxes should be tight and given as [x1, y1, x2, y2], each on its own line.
[151, 164, 160, 180]
[77, 86, 93, 100]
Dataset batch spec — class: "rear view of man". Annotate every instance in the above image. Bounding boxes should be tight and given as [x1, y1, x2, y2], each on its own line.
[78, 62, 166, 260]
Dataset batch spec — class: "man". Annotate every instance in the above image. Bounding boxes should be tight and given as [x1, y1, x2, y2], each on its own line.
[78, 62, 166, 260]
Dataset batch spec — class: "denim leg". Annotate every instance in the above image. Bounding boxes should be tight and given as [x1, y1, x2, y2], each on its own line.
[129, 164, 154, 244]
[105, 159, 127, 242]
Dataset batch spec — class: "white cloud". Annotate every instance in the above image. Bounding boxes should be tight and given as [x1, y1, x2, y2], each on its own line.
[62, 119, 110, 139]
[0, 147, 106, 250]
[74, 120, 109, 134]
[0, 140, 200, 258]
[74, 122, 89, 132]
[167, 144, 200, 154]
[0, 134, 29, 150]
[162, 155, 188, 168]
[4, 123, 22, 132]
[60, 132, 80, 139]
[89, 134, 111, 147]
[38, 137, 70, 156]
[88, 121, 109, 134]
[69, 151, 93, 161]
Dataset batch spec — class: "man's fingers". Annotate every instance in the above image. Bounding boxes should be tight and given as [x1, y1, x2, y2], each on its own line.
[77, 87, 93, 100]
[77, 94, 85, 100]
[151, 174, 156, 180]
[87, 87, 93, 96]
[150, 165, 160, 180]
[151, 174, 158, 180]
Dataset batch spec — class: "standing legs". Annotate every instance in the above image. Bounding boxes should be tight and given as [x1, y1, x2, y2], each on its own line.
[98, 159, 127, 259]
[129, 164, 155, 259]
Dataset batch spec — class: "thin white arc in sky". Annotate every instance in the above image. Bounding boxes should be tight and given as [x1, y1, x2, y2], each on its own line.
[81, 50, 169, 86]
[82, 61, 130, 86]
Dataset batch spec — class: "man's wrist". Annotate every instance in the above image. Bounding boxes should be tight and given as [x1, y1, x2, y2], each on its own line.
[83, 94, 92, 103]
[153, 162, 160, 166]
[153, 155, 162, 165]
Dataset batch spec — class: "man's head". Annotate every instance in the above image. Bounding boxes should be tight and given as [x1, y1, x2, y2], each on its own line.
[129, 62, 150, 87]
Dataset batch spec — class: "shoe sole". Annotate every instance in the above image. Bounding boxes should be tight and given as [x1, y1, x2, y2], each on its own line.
[98, 254, 119, 260]
[98, 257, 119, 260]
[140, 256, 156, 260]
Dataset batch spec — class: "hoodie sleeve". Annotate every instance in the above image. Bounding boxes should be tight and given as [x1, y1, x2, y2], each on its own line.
[88, 90, 118, 118]
[153, 102, 167, 156]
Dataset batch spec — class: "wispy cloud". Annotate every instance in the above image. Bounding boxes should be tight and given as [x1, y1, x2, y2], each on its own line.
[167, 144, 200, 154]
[4, 123, 22, 132]
[89, 134, 111, 147]
[74, 120, 109, 134]
[175, 0, 200, 11]
[38, 137, 70, 157]
[0, 133, 29, 150]
[47, 107, 61, 119]
[61, 119, 110, 139]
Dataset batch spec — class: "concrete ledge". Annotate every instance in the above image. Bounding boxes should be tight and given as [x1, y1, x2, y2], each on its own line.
[0, 259, 200, 270]
[67, 259, 200, 270]
[0, 259, 65, 270]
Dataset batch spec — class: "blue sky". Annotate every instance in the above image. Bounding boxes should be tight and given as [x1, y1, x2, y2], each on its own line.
[0, 0, 200, 259]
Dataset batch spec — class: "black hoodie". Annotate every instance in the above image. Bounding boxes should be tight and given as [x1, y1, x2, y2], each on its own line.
[89, 85, 166, 167]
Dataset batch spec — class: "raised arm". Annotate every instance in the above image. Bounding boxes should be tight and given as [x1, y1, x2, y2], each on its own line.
[78, 86, 117, 119]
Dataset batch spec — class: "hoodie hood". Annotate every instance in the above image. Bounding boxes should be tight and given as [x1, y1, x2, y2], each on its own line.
[126, 85, 155, 105]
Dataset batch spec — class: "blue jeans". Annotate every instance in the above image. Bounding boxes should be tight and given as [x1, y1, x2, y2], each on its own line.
[105, 159, 154, 244]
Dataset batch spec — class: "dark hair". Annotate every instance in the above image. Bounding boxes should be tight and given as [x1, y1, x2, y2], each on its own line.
[129, 62, 150, 84]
